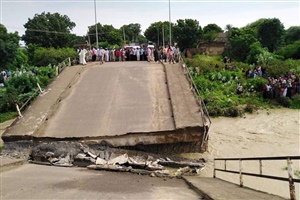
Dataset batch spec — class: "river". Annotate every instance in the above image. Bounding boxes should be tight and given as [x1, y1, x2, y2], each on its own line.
[182, 108, 300, 199]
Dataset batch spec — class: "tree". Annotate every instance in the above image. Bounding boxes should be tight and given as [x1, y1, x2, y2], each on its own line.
[173, 19, 202, 50]
[88, 23, 123, 47]
[225, 24, 233, 39]
[22, 12, 76, 48]
[276, 40, 300, 59]
[285, 26, 300, 44]
[203, 24, 223, 34]
[201, 24, 223, 43]
[144, 21, 174, 46]
[257, 18, 285, 52]
[229, 27, 258, 62]
[120, 23, 142, 44]
[0, 24, 20, 70]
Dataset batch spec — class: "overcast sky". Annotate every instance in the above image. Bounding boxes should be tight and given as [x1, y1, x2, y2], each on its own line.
[1, 0, 299, 37]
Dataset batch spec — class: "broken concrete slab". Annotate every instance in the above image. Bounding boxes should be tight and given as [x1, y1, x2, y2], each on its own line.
[96, 157, 107, 165]
[87, 164, 128, 172]
[107, 154, 128, 165]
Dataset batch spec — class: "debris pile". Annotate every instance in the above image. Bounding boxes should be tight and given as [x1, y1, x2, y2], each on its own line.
[6, 141, 205, 177]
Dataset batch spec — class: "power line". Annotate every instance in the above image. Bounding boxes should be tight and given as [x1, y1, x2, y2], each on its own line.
[26, 28, 76, 35]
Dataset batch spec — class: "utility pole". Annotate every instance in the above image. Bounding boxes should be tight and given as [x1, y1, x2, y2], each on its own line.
[123, 26, 126, 46]
[157, 27, 159, 47]
[162, 26, 165, 47]
[169, 0, 172, 46]
[87, 34, 91, 48]
[94, 0, 99, 48]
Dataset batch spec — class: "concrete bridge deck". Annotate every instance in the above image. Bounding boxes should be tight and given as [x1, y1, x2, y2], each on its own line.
[2, 61, 208, 150]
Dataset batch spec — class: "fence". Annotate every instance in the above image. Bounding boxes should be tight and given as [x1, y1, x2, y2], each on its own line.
[214, 156, 300, 200]
[178, 54, 212, 147]
[16, 57, 71, 117]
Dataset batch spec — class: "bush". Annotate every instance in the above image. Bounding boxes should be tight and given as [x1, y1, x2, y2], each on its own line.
[276, 41, 300, 59]
[0, 112, 17, 123]
[224, 107, 241, 117]
[289, 94, 300, 109]
[186, 54, 300, 117]
[33, 47, 77, 66]
[277, 97, 291, 107]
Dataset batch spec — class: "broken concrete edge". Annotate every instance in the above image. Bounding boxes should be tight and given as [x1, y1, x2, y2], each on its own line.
[1, 126, 205, 148]
[2, 66, 85, 140]
[181, 176, 214, 200]
[87, 164, 174, 178]
[1, 140, 205, 177]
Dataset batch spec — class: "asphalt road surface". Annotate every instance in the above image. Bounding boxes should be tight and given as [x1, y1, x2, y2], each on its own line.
[0, 164, 201, 200]
[36, 61, 175, 138]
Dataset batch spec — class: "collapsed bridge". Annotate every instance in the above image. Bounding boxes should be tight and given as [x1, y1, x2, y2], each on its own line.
[2, 61, 211, 153]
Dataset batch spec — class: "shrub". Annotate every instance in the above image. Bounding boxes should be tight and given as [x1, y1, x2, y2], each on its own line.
[0, 112, 17, 123]
[224, 107, 241, 117]
[33, 47, 77, 67]
[277, 97, 291, 107]
[289, 94, 300, 109]
[276, 41, 300, 59]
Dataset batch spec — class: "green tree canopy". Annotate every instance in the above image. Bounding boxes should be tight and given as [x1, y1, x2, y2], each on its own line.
[285, 26, 300, 44]
[229, 27, 258, 62]
[22, 12, 76, 48]
[173, 19, 202, 50]
[0, 24, 21, 70]
[256, 18, 285, 52]
[119, 23, 147, 43]
[144, 21, 174, 47]
[201, 23, 223, 43]
[276, 40, 300, 59]
[120, 23, 143, 44]
[203, 23, 223, 34]
[88, 23, 123, 47]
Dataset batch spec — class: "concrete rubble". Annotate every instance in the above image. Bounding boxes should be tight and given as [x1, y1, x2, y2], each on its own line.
[1, 141, 205, 177]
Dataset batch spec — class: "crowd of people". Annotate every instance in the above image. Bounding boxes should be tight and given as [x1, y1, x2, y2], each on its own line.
[0, 67, 52, 87]
[76, 45, 181, 65]
[262, 71, 300, 99]
[242, 65, 300, 99]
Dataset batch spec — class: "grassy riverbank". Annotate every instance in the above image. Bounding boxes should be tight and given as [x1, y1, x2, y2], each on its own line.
[185, 55, 300, 117]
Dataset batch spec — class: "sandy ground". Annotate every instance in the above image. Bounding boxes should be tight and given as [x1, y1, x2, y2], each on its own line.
[181, 108, 300, 199]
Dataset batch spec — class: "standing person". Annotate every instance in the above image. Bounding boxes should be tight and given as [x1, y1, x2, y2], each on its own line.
[111, 49, 115, 62]
[118, 49, 122, 62]
[105, 48, 109, 62]
[88, 49, 93, 62]
[98, 47, 104, 64]
[147, 47, 152, 62]
[92, 48, 97, 62]
[173, 46, 180, 63]
[140, 48, 144, 61]
[163, 46, 168, 62]
[136, 47, 140, 61]
[154, 48, 159, 62]
[79, 48, 87, 65]
[167, 46, 174, 64]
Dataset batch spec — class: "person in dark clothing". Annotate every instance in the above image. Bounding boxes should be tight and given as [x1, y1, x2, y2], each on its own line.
[154, 48, 159, 62]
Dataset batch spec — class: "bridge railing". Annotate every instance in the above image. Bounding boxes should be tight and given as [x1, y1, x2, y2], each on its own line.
[16, 57, 71, 117]
[178, 54, 211, 147]
[214, 156, 300, 200]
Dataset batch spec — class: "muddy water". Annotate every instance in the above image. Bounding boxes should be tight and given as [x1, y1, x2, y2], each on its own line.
[182, 108, 299, 199]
